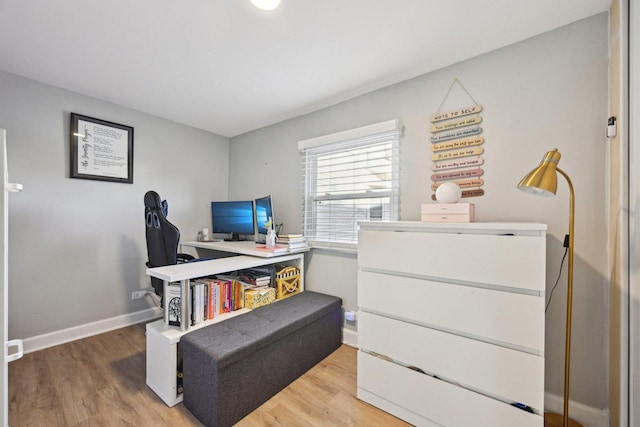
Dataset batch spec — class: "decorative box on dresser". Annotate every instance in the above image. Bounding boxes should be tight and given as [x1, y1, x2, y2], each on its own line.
[357, 221, 546, 427]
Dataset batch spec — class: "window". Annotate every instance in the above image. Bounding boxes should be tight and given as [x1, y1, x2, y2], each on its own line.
[299, 120, 401, 250]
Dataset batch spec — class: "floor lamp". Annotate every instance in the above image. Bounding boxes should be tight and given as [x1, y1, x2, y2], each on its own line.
[517, 149, 582, 427]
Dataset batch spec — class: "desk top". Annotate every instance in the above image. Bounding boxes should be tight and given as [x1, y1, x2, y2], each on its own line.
[146, 253, 305, 282]
[181, 239, 309, 258]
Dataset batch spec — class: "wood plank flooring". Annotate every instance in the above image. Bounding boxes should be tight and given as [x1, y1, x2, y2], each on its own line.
[8, 323, 410, 426]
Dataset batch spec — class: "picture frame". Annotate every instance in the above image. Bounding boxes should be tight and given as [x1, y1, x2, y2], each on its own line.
[70, 113, 134, 183]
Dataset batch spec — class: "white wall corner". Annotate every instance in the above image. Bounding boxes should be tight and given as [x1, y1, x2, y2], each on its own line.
[21, 307, 162, 354]
[544, 392, 609, 427]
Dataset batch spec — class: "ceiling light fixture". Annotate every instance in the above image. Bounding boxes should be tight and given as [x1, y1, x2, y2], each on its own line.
[250, 0, 280, 11]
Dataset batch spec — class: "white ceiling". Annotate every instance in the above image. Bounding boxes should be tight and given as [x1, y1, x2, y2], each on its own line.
[0, 0, 610, 138]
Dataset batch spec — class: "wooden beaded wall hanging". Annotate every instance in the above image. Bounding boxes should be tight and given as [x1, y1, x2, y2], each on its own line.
[430, 79, 485, 200]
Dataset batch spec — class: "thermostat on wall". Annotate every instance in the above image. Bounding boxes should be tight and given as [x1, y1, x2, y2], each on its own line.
[607, 116, 617, 138]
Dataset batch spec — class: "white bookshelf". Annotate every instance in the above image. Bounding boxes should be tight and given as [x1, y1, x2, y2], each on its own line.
[146, 251, 305, 406]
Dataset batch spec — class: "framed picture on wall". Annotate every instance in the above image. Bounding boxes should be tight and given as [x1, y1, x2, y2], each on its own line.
[70, 113, 134, 183]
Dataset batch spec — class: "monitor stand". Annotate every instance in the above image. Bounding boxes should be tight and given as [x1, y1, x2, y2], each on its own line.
[224, 233, 245, 242]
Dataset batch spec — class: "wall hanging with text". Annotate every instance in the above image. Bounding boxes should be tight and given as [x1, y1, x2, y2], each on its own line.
[429, 79, 484, 200]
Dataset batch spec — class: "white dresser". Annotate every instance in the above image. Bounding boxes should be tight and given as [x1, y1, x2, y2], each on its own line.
[357, 221, 546, 427]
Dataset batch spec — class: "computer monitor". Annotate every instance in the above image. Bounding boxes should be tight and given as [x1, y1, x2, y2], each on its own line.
[211, 200, 255, 241]
[254, 195, 274, 243]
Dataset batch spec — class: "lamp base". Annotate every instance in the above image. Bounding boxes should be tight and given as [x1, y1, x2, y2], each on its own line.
[544, 412, 583, 427]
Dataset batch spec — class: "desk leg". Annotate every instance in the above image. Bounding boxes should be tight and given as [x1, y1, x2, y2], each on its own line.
[299, 257, 305, 291]
[164, 280, 169, 324]
[180, 279, 190, 332]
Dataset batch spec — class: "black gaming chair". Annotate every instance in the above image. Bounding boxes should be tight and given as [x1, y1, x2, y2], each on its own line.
[144, 191, 195, 299]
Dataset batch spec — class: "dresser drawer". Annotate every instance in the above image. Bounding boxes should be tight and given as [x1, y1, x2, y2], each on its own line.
[358, 312, 544, 410]
[357, 351, 543, 427]
[358, 229, 545, 292]
[358, 270, 544, 353]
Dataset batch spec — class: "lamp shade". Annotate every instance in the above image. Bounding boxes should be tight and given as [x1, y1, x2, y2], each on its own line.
[517, 149, 561, 197]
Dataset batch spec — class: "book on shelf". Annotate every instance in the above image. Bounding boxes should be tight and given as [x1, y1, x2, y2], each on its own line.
[251, 265, 276, 283]
[190, 282, 201, 326]
[170, 274, 270, 327]
[191, 277, 247, 320]
[217, 274, 257, 289]
[205, 282, 211, 320]
[212, 280, 221, 316]
[199, 282, 205, 323]
[214, 278, 229, 314]
[193, 279, 212, 322]
[240, 276, 270, 287]
[234, 279, 243, 311]
[239, 267, 273, 286]
[166, 284, 182, 326]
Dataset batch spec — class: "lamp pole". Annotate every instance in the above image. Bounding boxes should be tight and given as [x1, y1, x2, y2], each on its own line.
[556, 167, 575, 427]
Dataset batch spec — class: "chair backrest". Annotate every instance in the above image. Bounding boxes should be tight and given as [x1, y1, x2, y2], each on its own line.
[144, 191, 180, 295]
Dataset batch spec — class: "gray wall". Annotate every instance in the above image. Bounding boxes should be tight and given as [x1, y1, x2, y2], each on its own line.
[0, 70, 230, 339]
[229, 14, 609, 410]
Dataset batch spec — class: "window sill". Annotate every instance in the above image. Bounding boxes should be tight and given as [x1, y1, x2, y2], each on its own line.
[308, 242, 358, 255]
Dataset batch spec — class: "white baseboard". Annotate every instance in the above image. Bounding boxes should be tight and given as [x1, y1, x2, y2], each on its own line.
[342, 327, 358, 348]
[544, 392, 609, 427]
[25, 313, 357, 354]
[21, 307, 163, 354]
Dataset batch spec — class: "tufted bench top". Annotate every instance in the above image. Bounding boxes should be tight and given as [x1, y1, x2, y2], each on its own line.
[181, 291, 342, 368]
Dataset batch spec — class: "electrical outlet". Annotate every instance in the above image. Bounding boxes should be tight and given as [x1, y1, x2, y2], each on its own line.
[345, 311, 357, 322]
[131, 290, 147, 300]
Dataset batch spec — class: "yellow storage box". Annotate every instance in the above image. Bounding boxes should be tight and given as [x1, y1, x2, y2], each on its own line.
[244, 287, 276, 309]
[275, 266, 301, 300]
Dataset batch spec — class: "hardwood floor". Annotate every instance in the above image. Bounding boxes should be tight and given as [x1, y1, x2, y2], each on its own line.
[8, 323, 410, 426]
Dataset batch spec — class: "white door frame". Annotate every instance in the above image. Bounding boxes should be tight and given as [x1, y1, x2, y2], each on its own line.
[630, 0, 639, 424]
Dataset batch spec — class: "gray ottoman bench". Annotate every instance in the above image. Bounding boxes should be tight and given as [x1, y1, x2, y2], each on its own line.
[181, 291, 343, 427]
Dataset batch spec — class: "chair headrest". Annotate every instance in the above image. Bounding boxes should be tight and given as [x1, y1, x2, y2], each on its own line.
[144, 191, 168, 217]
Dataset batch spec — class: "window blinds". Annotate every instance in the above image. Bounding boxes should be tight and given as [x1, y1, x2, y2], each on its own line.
[299, 120, 401, 249]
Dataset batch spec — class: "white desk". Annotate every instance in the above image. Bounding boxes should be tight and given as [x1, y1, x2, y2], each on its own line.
[180, 239, 309, 258]
[146, 250, 305, 406]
